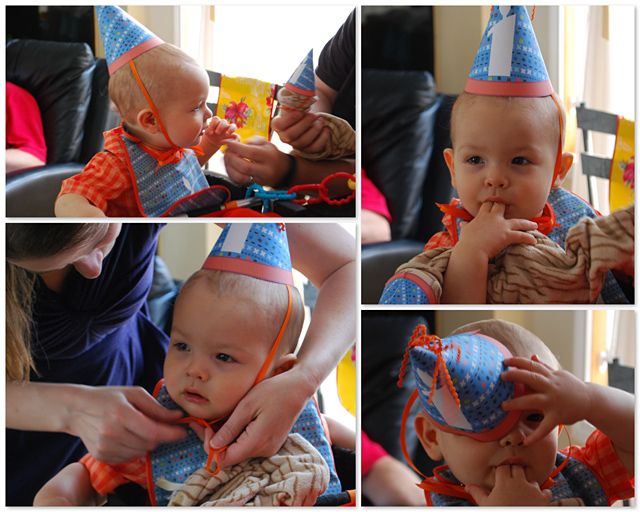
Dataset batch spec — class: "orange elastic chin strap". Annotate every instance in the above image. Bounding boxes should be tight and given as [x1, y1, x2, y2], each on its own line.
[129, 60, 204, 165]
[179, 284, 293, 476]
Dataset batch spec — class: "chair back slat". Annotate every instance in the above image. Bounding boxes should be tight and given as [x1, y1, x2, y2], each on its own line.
[576, 105, 618, 135]
[580, 154, 612, 179]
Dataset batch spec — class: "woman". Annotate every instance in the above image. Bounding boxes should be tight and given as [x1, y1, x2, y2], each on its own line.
[6, 222, 355, 505]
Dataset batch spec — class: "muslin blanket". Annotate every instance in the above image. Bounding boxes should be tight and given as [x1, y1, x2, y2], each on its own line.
[167, 434, 330, 506]
[394, 206, 634, 304]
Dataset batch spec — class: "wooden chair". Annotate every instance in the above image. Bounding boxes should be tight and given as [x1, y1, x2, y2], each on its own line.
[575, 102, 619, 206]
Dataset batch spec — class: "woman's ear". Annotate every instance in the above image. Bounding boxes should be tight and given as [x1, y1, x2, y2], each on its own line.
[415, 412, 443, 461]
[443, 148, 457, 188]
[270, 353, 297, 377]
[137, 109, 160, 133]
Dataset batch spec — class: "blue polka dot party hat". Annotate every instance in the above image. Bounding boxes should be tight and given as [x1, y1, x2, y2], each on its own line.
[284, 49, 315, 97]
[96, 5, 164, 75]
[465, 6, 553, 97]
[401, 325, 525, 441]
[202, 223, 293, 285]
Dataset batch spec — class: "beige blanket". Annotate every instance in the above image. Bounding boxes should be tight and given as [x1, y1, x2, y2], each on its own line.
[167, 434, 329, 507]
[394, 206, 634, 304]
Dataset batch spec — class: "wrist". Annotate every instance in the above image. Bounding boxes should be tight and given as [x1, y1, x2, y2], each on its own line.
[273, 153, 297, 189]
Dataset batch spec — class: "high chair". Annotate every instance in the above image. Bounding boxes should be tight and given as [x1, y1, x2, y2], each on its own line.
[576, 102, 622, 205]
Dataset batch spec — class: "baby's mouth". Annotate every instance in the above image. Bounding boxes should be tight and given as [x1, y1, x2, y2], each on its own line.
[496, 456, 526, 467]
[183, 388, 209, 404]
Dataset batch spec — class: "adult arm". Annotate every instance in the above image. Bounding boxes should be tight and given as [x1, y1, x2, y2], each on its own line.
[6, 148, 45, 173]
[223, 137, 353, 195]
[7, 381, 187, 463]
[212, 224, 356, 466]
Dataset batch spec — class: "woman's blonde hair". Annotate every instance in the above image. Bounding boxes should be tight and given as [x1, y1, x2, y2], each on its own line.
[6, 223, 108, 381]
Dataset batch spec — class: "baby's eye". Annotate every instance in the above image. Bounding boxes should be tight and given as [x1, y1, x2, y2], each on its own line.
[216, 353, 235, 363]
[465, 155, 483, 165]
[173, 341, 189, 352]
[525, 412, 544, 423]
[512, 156, 531, 165]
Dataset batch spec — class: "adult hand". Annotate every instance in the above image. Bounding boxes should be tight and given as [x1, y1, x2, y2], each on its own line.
[223, 137, 290, 187]
[67, 386, 187, 463]
[501, 355, 590, 445]
[272, 109, 330, 155]
[210, 368, 312, 467]
[465, 464, 553, 506]
[458, 202, 538, 260]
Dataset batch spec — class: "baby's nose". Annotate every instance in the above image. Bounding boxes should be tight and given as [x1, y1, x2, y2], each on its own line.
[485, 165, 509, 188]
[499, 426, 526, 447]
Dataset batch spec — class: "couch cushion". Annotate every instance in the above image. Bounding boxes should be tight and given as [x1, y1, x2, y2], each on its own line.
[7, 39, 95, 164]
[362, 69, 438, 239]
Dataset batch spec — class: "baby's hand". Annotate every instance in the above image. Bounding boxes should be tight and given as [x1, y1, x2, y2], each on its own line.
[501, 355, 591, 445]
[458, 202, 537, 260]
[202, 117, 238, 148]
[465, 465, 553, 506]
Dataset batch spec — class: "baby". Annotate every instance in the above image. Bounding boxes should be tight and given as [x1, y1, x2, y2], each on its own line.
[401, 319, 634, 506]
[34, 224, 337, 506]
[56, 6, 237, 218]
[380, 6, 630, 304]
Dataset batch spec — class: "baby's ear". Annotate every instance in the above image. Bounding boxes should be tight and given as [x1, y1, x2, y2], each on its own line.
[554, 152, 574, 187]
[137, 109, 160, 133]
[443, 148, 457, 188]
[271, 353, 297, 377]
[415, 412, 443, 461]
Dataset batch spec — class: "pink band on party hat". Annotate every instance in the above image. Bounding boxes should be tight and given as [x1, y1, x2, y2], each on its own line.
[284, 83, 316, 97]
[465, 77, 554, 97]
[202, 255, 294, 286]
[108, 37, 164, 75]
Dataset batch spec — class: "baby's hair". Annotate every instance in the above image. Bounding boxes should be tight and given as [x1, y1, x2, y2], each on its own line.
[108, 43, 202, 122]
[179, 269, 305, 356]
[449, 92, 566, 149]
[450, 318, 560, 370]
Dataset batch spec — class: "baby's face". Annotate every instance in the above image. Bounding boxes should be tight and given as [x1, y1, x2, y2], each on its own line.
[164, 278, 273, 420]
[436, 414, 558, 490]
[149, 63, 213, 149]
[445, 96, 558, 220]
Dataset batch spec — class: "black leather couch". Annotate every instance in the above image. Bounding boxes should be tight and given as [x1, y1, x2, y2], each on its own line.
[362, 68, 456, 303]
[6, 39, 119, 216]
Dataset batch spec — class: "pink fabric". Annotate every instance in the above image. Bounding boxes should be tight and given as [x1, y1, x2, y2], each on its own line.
[362, 169, 391, 221]
[362, 431, 388, 476]
[6, 82, 47, 162]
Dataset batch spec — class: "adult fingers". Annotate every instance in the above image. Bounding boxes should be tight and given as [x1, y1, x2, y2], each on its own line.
[125, 389, 187, 445]
[297, 126, 331, 154]
[288, 121, 327, 151]
[224, 139, 268, 162]
[211, 400, 253, 450]
[271, 109, 307, 133]
[275, 112, 320, 143]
